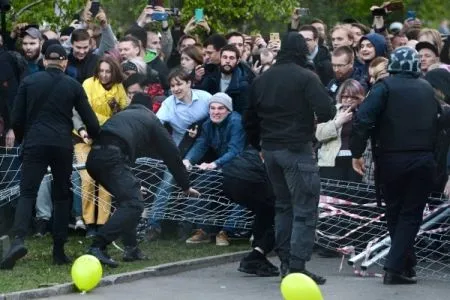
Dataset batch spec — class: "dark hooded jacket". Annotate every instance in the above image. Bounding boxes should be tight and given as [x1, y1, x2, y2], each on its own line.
[354, 33, 388, 87]
[312, 45, 334, 86]
[243, 32, 336, 151]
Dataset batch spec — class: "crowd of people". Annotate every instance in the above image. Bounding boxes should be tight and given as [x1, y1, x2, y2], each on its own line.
[0, 0, 450, 286]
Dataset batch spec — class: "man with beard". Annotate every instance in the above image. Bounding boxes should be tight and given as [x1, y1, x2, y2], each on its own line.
[66, 29, 99, 83]
[243, 32, 335, 284]
[327, 46, 367, 103]
[195, 44, 253, 115]
[21, 27, 44, 76]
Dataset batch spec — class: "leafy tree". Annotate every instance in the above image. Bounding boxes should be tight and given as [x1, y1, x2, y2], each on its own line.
[180, 0, 299, 33]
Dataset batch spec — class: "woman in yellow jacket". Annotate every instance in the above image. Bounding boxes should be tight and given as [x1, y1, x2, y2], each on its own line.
[75, 55, 128, 237]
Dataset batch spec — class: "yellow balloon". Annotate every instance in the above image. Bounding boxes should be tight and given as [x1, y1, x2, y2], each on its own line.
[280, 273, 323, 300]
[71, 254, 103, 292]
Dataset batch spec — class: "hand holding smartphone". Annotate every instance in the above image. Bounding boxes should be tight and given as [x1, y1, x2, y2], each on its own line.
[195, 8, 204, 23]
[270, 32, 280, 42]
[90, 0, 100, 17]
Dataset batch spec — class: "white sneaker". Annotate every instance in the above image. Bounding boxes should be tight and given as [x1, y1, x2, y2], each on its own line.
[75, 218, 86, 230]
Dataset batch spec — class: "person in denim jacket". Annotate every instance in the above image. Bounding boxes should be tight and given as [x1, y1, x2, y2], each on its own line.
[182, 92, 247, 246]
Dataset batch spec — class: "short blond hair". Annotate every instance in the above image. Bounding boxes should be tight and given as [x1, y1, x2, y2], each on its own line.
[418, 29, 443, 54]
[330, 24, 354, 41]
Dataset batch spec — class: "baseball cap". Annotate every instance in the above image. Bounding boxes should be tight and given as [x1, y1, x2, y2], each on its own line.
[22, 27, 43, 40]
[45, 44, 68, 60]
[416, 41, 439, 57]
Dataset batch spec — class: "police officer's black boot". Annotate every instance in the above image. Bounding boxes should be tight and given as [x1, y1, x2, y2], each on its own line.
[53, 240, 72, 265]
[123, 246, 148, 262]
[0, 237, 27, 270]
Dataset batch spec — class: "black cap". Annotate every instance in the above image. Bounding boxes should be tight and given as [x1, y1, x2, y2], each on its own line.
[44, 44, 68, 60]
[41, 39, 61, 55]
[416, 41, 439, 57]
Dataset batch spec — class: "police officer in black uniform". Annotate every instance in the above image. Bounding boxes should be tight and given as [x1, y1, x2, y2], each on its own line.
[1, 44, 100, 270]
[85, 93, 200, 267]
[350, 47, 439, 284]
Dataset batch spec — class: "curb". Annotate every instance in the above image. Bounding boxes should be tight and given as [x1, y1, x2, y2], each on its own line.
[0, 250, 249, 300]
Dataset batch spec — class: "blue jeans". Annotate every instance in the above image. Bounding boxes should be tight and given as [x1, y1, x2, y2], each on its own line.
[147, 169, 174, 229]
[185, 170, 243, 233]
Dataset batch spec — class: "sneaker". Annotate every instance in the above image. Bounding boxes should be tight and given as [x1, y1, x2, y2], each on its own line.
[186, 229, 210, 244]
[216, 231, 230, 246]
[86, 225, 97, 238]
[238, 256, 280, 277]
[74, 218, 86, 230]
[145, 227, 161, 242]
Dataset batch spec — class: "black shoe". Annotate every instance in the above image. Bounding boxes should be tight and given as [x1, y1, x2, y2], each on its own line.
[403, 267, 417, 279]
[123, 246, 148, 262]
[0, 238, 28, 270]
[88, 247, 119, 268]
[238, 256, 280, 277]
[145, 227, 161, 242]
[86, 225, 97, 238]
[290, 268, 327, 285]
[383, 271, 417, 285]
[280, 261, 289, 278]
[34, 219, 48, 238]
[53, 253, 72, 265]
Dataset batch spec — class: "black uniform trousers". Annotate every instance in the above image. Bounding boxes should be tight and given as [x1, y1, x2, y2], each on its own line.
[222, 176, 275, 254]
[380, 155, 436, 273]
[12, 145, 72, 245]
[86, 144, 144, 248]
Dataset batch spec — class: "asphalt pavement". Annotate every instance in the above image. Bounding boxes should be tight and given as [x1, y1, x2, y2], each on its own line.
[47, 254, 449, 300]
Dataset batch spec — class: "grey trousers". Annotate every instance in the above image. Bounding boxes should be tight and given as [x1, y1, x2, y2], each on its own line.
[263, 146, 320, 270]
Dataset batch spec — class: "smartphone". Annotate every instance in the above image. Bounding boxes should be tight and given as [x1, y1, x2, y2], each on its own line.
[406, 10, 416, 20]
[296, 7, 310, 17]
[269, 32, 280, 42]
[151, 12, 169, 21]
[90, 0, 100, 17]
[195, 8, 204, 23]
[372, 7, 386, 17]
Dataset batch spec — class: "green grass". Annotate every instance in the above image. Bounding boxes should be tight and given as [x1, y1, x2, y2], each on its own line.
[0, 234, 250, 294]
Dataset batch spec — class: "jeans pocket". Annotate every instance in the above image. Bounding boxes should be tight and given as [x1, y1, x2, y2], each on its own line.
[297, 163, 321, 197]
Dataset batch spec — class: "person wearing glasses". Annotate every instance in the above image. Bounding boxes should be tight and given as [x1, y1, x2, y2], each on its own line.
[299, 25, 334, 86]
[327, 46, 367, 103]
[316, 79, 366, 183]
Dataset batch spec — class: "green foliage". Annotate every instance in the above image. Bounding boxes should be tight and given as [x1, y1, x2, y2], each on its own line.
[7, 0, 85, 29]
[180, 0, 299, 34]
[3, 0, 449, 34]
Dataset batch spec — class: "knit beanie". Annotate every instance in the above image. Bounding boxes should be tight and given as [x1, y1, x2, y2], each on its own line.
[209, 92, 233, 111]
